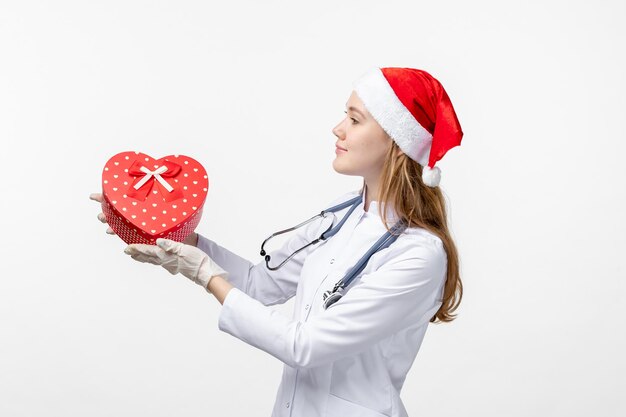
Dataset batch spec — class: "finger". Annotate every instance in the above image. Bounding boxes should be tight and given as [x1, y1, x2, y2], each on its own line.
[97, 212, 107, 223]
[156, 238, 182, 254]
[125, 245, 163, 264]
[124, 244, 163, 257]
[89, 193, 103, 202]
[106, 227, 116, 235]
[161, 264, 179, 275]
[130, 253, 162, 265]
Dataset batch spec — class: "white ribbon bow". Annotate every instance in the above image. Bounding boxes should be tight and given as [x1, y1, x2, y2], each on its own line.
[133, 165, 174, 192]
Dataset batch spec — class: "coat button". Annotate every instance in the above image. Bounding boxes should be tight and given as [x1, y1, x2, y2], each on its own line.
[286, 402, 290, 408]
[305, 304, 310, 310]
[330, 258, 335, 264]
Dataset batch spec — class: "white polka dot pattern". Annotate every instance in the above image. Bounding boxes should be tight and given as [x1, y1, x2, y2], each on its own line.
[101, 151, 209, 245]
[102, 198, 203, 244]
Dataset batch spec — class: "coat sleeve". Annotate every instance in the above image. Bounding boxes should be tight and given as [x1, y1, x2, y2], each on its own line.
[216, 236, 448, 369]
[197, 192, 359, 306]
[196, 228, 314, 306]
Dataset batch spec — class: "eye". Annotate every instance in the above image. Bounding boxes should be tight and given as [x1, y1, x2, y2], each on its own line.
[343, 110, 358, 124]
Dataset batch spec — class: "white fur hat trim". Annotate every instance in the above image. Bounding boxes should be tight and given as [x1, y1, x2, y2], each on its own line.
[352, 67, 433, 167]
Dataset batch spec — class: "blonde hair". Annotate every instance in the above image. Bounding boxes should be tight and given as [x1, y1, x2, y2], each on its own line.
[375, 141, 462, 323]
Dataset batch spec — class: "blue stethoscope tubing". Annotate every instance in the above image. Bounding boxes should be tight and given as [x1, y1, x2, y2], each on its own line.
[260, 193, 408, 310]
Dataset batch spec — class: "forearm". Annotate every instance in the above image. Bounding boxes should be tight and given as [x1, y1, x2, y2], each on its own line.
[207, 275, 235, 305]
[196, 233, 301, 306]
[195, 234, 258, 296]
[185, 232, 234, 302]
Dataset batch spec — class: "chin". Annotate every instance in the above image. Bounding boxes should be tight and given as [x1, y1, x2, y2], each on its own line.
[332, 159, 359, 177]
[332, 158, 346, 174]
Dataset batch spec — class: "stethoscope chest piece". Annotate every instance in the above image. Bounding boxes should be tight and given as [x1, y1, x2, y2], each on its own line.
[322, 286, 345, 310]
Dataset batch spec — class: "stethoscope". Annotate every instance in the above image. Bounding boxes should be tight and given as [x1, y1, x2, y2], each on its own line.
[259, 192, 407, 310]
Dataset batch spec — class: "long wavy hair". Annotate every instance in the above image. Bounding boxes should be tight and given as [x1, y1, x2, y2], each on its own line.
[374, 141, 462, 323]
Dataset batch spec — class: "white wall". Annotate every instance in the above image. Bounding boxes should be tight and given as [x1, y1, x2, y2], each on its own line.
[1, 0, 624, 415]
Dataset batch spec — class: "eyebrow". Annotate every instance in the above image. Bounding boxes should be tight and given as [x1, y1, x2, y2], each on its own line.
[346, 105, 366, 118]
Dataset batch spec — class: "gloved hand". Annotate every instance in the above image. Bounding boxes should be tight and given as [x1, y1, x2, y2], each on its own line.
[89, 193, 116, 235]
[124, 238, 229, 293]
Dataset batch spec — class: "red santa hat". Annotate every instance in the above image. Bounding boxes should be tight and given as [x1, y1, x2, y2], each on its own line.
[352, 67, 464, 187]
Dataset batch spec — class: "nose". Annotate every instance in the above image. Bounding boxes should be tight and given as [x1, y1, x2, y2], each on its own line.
[332, 117, 346, 139]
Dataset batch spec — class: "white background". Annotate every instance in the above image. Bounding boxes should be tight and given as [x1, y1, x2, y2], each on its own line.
[1, 0, 625, 415]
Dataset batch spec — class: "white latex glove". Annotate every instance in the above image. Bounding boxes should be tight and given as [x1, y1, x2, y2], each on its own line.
[124, 238, 229, 293]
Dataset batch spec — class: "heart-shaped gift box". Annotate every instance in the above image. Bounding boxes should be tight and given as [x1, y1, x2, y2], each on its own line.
[101, 151, 209, 245]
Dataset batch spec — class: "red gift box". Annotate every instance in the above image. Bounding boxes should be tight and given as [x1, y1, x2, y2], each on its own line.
[101, 151, 209, 245]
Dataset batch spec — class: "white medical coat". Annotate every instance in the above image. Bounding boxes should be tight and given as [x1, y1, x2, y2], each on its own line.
[197, 187, 447, 417]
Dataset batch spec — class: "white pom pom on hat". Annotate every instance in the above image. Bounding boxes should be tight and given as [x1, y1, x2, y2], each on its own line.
[421, 165, 441, 187]
[352, 67, 464, 187]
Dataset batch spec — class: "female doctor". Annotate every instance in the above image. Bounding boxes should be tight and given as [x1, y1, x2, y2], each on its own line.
[90, 66, 464, 417]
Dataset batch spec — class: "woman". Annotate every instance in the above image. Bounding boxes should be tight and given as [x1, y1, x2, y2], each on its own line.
[90, 66, 464, 417]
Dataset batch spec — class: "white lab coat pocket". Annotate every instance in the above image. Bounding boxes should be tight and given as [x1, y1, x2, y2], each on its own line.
[324, 393, 390, 417]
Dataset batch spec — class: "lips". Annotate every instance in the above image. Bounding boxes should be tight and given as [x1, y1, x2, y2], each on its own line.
[335, 145, 347, 151]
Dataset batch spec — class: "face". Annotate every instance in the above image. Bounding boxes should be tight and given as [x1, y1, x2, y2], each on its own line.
[332, 91, 397, 182]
